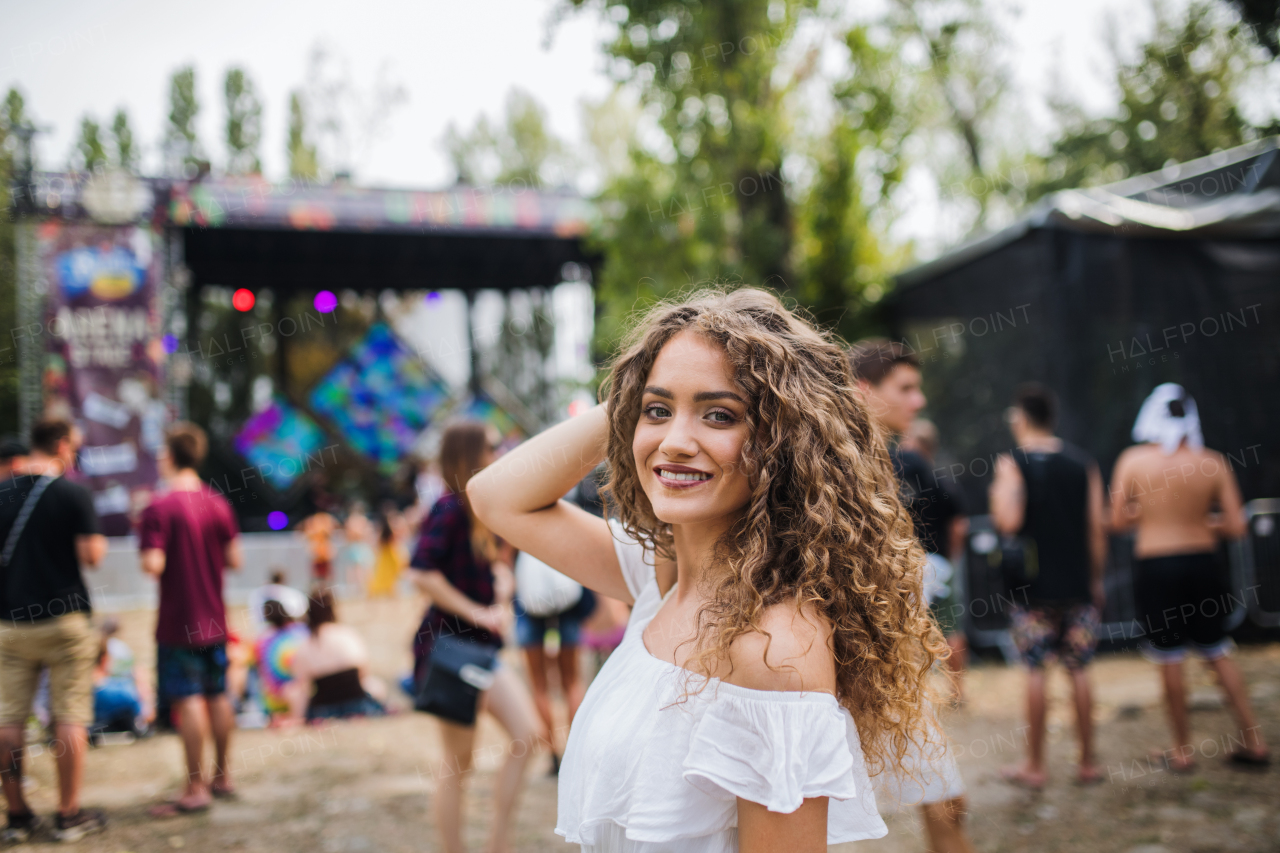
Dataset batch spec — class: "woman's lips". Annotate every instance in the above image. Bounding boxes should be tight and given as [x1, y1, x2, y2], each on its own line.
[654, 466, 713, 489]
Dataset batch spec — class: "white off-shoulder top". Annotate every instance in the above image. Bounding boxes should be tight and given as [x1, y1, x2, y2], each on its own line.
[555, 522, 888, 851]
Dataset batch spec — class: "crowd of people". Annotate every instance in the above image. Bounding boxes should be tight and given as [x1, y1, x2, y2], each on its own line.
[0, 287, 1270, 852]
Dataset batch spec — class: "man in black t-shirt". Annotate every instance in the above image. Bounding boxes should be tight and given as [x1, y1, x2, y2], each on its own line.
[851, 343, 970, 672]
[850, 340, 974, 853]
[0, 420, 108, 842]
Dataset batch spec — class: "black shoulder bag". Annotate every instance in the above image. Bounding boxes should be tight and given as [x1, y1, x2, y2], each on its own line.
[0, 475, 57, 568]
[414, 634, 498, 725]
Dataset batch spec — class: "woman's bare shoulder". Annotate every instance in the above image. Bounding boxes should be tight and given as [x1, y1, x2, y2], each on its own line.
[723, 600, 836, 694]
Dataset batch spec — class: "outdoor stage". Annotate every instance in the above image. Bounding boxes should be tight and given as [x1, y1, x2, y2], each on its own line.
[14, 171, 598, 533]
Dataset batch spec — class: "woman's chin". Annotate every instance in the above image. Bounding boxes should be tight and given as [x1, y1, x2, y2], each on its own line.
[647, 496, 735, 528]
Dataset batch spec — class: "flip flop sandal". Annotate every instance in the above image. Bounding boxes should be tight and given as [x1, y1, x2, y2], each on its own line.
[999, 766, 1046, 791]
[148, 801, 210, 818]
[1226, 749, 1271, 769]
[211, 786, 238, 800]
[1074, 766, 1104, 786]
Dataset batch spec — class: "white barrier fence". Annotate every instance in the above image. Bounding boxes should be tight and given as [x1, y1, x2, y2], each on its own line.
[91, 532, 322, 612]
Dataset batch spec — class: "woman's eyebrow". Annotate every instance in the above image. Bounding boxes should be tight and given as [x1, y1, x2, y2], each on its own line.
[643, 386, 746, 404]
[694, 390, 745, 404]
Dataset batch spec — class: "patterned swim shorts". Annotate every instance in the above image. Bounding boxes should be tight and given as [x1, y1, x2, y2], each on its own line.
[1009, 603, 1100, 670]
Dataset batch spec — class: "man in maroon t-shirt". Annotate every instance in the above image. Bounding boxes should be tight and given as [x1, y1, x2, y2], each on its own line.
[139, 423, 241, 814]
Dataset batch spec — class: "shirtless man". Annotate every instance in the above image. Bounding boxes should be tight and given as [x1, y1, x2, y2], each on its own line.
[1111, 383, 1270, 769]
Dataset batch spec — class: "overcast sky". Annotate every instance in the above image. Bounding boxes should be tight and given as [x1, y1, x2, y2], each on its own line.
[5, 0, 1179, 187]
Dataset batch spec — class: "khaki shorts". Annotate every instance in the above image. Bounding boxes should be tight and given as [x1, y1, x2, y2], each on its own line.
[0, 612, 98, 726]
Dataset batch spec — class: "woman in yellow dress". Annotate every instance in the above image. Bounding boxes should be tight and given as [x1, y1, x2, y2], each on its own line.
[366, 506, 408, 597]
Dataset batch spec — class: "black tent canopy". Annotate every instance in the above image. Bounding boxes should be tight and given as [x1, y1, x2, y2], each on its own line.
[889, 137, 1280, 502]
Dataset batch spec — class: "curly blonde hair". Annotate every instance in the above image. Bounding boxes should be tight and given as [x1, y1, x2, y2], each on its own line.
[600, 287, 945, 777]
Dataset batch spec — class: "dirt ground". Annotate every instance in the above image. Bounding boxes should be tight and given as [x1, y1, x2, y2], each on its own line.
[8, 597, 1279, 853]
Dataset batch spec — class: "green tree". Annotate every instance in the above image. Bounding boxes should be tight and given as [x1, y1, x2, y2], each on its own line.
[1029, 1, 1259, 198]
[224, 67, 263, 175]
[445, 88, 573, 187]
[74, 116, 108, 173]
[287, 91, 319, 181]
[110, 108, 137, 171]
[165, 65, 202, 173]
[566, 0, 820, 347]
[794, 26, 916, 340]
[0, 89, 26, 178]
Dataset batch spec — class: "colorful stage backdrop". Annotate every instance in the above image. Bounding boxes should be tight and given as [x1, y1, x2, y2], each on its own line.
[309, 323, 451, 474]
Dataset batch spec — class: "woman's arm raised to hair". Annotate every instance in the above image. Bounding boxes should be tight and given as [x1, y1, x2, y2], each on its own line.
[467, 404, 631, 603]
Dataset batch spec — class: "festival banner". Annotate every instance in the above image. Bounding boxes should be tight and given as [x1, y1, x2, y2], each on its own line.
[38, 221, 166, 535]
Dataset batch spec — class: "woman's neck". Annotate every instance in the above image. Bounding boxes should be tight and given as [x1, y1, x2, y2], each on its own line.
[669, 513, 740, 601]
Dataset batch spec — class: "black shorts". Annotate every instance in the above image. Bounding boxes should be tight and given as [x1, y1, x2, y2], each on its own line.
[1134, 552, 1233, 663]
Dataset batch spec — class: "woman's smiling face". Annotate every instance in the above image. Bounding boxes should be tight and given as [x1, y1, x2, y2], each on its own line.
[633, 330, 754, 528]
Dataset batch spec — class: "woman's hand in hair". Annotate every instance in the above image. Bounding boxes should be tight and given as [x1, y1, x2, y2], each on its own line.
[467, 404, 633, 603]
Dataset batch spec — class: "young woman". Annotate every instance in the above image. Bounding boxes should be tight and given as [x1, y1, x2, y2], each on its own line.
[367, 505, 409, 598]
[286, 589, 385, 723]
[469, 288, 945, 852]
[410, 422, 539, 853]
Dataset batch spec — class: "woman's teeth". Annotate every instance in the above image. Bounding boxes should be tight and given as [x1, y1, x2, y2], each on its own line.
[661, 471, 710, 481]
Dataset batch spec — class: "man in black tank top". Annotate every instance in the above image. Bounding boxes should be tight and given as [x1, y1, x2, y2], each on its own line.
[990, 384, 1107, 789]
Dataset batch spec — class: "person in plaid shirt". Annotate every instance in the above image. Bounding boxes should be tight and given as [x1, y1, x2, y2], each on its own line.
[409, 422, 537, 853]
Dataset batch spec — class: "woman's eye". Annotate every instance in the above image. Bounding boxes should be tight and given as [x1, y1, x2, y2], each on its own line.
[707, 410, 735, 424]
[644, 404, 671, 419]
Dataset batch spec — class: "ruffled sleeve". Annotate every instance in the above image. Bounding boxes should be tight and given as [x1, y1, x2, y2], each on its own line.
[681, 688, 861, 814]
[608, 518, 655, 601]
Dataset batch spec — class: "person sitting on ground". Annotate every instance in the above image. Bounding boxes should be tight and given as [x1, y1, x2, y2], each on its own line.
[1111, 382, 1269, 770]
[285, 589, 386, 723]
[990, 383, 1108, 788]
[252, 601, 309, 725]
[246, 570, 309, 635]
[92, 618, 153, 738]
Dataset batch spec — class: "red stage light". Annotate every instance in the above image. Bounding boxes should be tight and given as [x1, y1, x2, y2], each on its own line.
[232, 289, 255, 312]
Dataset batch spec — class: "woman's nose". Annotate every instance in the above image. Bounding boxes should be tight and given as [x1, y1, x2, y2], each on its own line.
[658, 413, 699, 458]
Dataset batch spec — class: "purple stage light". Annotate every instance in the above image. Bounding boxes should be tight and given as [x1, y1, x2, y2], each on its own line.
[314, 291, 338, 313]
[267, 511, 289, 531]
